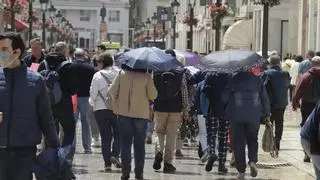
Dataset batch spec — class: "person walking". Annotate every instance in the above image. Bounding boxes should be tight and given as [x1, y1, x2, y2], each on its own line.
[202, 73, 230, 173]
[293, 56, 320, 162]
[23, 38, 45, 67]
[73, 48, 95, 154]
[0, 32, 60, 180]
[223, 69, 270, 179]
[301, 103, 320, 179]
[90, 52, 121, 171]
[263, 55, 290, 150]
[289, 55, 304, 102]
[109, 64, 157, 180]
[297, 50, 315, 83]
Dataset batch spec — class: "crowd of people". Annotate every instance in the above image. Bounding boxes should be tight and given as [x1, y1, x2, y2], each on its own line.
[1, 32, 320, 180]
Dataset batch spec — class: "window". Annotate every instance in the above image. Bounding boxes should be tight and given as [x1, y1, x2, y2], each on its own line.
[80, 10, 90, 21]
[109, 10, 120, 22]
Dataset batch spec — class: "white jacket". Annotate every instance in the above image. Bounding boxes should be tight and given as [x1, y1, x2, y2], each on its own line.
[89, 66, 120, 112]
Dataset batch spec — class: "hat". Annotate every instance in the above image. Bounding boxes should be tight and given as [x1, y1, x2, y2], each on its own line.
[97, 44, 107, 50]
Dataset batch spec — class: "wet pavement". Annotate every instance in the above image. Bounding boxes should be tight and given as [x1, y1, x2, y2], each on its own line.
[71, 107, 316, 180]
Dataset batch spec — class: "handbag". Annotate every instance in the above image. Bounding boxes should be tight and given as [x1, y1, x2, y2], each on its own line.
[262, 117, 278, 158]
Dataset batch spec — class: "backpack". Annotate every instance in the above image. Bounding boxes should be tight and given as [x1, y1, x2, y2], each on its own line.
[303, 74, 320, 103]
[40, 60, 70, 105]
[153, 70, 183, 101]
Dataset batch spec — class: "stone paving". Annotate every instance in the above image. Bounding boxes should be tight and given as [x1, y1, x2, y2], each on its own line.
[71, 108, 316, 180]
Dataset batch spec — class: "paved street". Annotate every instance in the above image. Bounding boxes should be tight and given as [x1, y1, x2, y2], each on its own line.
[71, 108, 316, 180]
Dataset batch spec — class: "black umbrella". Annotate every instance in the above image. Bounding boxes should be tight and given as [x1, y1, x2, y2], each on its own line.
[199, 49, 267, 73]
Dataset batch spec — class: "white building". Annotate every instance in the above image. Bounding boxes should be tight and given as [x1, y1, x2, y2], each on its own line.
[34, 0, 130, 50]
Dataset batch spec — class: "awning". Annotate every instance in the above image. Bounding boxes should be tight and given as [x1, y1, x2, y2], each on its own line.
[222, 19, 253, 50]
[7, 18, 29, 32]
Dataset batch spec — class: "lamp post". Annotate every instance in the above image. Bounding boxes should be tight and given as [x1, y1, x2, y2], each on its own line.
[40, 0, 49, 50]
[61, 17, 67, 41]
[188, 0, 196, 51]
[214, 0, 221, 51]
[55, 10, 62, 42]
[28, 0, 33, 41]
[140, 22, 145, 47]
[145, 18, 151, 47]
[151, 12, 157, 47]
[48, 4, 56, 45]
[161, 8, 168, 47]
[171, 0, 180, 49]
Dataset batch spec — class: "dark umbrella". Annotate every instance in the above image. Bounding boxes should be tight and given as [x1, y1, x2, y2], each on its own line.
[30, 146, 75, 180]
[118, 47, 182, 71]
[200, 49, 267, 73]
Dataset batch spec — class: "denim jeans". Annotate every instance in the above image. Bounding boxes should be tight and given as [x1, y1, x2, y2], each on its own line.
[231, 120, 260, 173]
[301, 138, 320, 180]
[147, 121, 154, 135]
[94, 109, 120, 167]
[0, 147, 36, 180]
[118, 116, 148, 179]
[74, 97, 92, 151]
[197, 115, 207, 152]
[270, 108, 285, 148]
[89, 106, 100, 140]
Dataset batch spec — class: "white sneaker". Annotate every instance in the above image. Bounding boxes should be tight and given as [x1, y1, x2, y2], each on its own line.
[249, 162, 258, 177]
[237, 172, 245, 179]
[91, 139, 101, 148]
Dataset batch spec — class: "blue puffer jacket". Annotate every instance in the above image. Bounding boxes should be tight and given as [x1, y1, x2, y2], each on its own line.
[0, 63, 60, 148]
[223, 72, 270, 122]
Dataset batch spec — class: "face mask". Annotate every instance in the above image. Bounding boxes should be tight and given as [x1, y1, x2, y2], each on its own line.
[0, 49, 14, 68]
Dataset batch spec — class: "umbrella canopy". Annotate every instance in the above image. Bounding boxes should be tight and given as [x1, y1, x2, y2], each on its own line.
[200, 49, 267, 73]
[118, 47, 182, 71]
[174, 50, 201, 66]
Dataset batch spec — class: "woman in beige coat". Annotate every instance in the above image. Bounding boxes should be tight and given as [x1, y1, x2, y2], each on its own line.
[109, 64, 157, 180]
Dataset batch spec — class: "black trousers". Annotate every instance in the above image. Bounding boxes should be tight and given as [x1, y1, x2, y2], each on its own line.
[270, 108, 285, 149]
[0, 146, 36, 180]
[300, 101, 317, 127]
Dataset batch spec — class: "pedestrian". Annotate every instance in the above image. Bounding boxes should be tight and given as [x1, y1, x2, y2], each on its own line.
[38, 42, 78, 152]
[109, 64, 157, 180]
[297, 50, 315, 83]
[293, 56, 320, 162]
[289, 55, 304, 102]
[0, 32, 60, 180]
[301, 103, 320, 179]
[203, 73, 230, 173]
[90, 52, 121, 171]
[263, 55, 290, 150]
[23, 38, 45, 67]
[223, 69, 270, 179]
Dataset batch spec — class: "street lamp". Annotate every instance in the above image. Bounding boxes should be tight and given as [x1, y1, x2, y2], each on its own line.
[40, 0, 49, 49]
[151, 12, 158, 47]
[171, 0, 180, 49]
[140, 22, 145, 47]
[48, 3, 56, 45]
[188, 0, 196, 51]
[145, 18, 151, 47]
[161, 8, 168, 47]
[28, 0, 33, 42]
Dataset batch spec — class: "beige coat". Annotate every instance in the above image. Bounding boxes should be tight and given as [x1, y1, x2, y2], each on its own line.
[109, 70, 158, 119]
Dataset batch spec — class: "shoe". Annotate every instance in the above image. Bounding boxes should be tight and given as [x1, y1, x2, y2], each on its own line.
[249, 162, 258, 177]
[200, 150, 209, 163]
[163, 162, 176, 173]
[135, 176, 145, 180]
[205, 155, 217, 172]
[110, 156, 122, 168]
[153, 152, 163, 170]
[304, 152, 311, 163]
[146, 136, 152, 144]
[218, 162, 228, 174]
[175, 150, 184, 158]
[84, 149, 93, 154]
[104, 166, 111, 172]
[121, 175, 130, 180]
[237, 172, 245, 179]
[91, 138, 101, 148]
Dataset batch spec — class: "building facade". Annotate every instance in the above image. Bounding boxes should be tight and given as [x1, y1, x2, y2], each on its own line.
[34, 0, 130, 50]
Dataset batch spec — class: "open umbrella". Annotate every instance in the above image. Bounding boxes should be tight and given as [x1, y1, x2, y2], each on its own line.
[200, 49, 267, 73]
[174, 50, 201, 66]
[118, 47, 182, 71]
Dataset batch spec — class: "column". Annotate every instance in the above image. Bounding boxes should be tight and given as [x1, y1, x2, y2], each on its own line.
[317, 0, 320, 50]
[308, 0, 315, 50]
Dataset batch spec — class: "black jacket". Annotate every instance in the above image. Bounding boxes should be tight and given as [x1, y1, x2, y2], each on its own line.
[24, 53, 45, 67]
[73, 60, 95, 97]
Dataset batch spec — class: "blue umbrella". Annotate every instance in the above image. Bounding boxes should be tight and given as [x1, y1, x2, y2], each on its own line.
[200, 49, 267, 73]
[118, 47, 182, 71]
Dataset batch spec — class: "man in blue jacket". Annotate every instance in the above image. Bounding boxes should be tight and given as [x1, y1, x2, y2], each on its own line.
[263, 55, 290, 150]
[0, 32, 60, 180]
